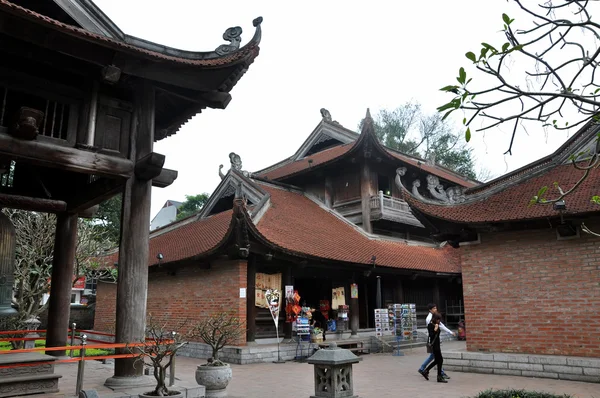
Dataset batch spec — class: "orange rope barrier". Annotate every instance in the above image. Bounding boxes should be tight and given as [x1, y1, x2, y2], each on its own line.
[80, 330, 115, 337]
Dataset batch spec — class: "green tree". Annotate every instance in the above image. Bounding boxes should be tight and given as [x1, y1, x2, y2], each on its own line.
[176, 193, 210, 220]
[360, 101, 478, 180]
[437, 0, 600, 235]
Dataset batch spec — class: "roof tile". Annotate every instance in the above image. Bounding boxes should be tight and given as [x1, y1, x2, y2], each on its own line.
[406, 163, 600, 223]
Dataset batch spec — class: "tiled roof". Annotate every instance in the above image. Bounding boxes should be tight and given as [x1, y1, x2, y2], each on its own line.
[0, 0, 259, 67]
[100, 184, 459, 273]
[100, 210, 233, 267]
[258, 144, 353, 180]
[257, 144, 476, 188]
[405, 163, 600, 223]
[254, 185, 460, 273]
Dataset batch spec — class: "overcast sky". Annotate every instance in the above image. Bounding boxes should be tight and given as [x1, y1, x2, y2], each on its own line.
[93, 0, 580, 218]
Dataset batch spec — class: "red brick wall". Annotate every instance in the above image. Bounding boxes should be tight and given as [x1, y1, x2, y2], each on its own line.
[461, 223, 600, 357]
[93, 257, 248, 345]
[94, 282, 117, 332]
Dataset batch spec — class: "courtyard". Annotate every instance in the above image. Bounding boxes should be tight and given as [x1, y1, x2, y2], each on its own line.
[39, 342, 599, 398]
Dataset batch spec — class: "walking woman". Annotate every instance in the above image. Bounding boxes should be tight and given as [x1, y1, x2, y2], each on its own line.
[423, 313, 447, 383]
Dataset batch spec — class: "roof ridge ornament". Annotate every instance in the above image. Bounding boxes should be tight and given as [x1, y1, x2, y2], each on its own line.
[395, 167, 466, 204]
[215, 26, 243, 56]
[219, 152, 252, 179]
[214, 17, 264, 56]
[320, 108, 332, 122]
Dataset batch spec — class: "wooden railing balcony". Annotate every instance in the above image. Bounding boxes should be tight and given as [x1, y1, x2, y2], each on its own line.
[369, 191, 425, 228]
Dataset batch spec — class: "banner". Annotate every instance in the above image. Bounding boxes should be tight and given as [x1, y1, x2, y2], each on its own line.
[265, 289, 281, 328]
[351, 283, 358, 299]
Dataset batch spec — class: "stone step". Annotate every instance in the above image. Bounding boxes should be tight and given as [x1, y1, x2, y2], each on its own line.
[0, 353, 58, 378]
[0, 373, 61, 398]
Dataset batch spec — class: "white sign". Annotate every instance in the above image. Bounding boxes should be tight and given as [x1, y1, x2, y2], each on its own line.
[240, 288, 247, 298]
[285, 285, 294, 298]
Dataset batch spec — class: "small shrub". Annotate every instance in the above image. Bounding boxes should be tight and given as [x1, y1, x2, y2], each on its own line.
[475, 390, 573, 398]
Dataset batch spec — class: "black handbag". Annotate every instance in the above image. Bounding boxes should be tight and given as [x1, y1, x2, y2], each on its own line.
[426, 331, 439, 353]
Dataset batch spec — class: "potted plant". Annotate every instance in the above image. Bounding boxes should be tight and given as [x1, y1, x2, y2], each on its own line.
[128, 317, 188, 397]
[190, 312, 245, 397]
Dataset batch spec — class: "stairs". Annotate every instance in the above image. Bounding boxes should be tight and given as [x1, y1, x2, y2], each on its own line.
[0, 353, 62, 397]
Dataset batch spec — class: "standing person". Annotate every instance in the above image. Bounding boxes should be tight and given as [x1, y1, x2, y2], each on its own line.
[423, 313, 447, 383]
[418, 303, 455, 379]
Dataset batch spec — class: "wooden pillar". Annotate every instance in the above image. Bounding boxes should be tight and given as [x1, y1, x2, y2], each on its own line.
[394, 278, 404, 304]
[246, 256, 257, 343]
[349, 275, 359, 336]
[324, 176, 333, 208]
[375, 276, 382, 309]
[283, 264, 293, 340]
[109, 81, 154, 383]
[45, 213, 78, 357]
[360, 161, 372, 233]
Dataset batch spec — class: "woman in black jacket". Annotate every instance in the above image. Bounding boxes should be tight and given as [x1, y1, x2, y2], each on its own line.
[423, 312, 447, 383]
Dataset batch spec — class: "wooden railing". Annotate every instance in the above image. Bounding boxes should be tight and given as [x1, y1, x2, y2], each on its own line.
[369, 191, 411, 213]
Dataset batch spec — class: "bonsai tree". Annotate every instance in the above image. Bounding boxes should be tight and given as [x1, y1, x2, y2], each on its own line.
[128, 317, 188, 397]
[190, 312, 245, 366]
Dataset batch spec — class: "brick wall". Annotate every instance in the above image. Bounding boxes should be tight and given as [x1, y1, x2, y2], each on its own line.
[93, 257, 248, 345]
[461, 222, 600, 357]
[94, 281, 117, 333]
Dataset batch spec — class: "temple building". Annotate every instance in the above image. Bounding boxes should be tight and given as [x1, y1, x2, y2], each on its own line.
[94, 109, 473, 347]
[94, 109, 600, 369]
[0, 0, 262, 390]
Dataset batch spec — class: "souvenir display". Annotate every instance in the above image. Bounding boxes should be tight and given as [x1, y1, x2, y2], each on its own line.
[374, 308, 393, 337]
[319, 300, 330, 320]
[337, 304, 349, 332]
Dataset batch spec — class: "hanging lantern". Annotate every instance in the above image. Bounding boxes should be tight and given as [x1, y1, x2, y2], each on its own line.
[0, 211, 17, 317]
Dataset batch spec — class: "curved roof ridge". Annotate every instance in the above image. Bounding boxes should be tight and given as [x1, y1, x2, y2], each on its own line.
[0, 0, 262, 67]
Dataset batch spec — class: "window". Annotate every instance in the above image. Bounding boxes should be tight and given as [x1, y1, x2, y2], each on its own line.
[378, 174, 391, 196]
[70, 293, 77, 304]
[85, 277, 97, 293]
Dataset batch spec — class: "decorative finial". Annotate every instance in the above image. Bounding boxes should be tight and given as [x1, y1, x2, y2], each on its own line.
[366, 108, 372, 120]
[253, 17, 263, 27]
[320, 108, 332, 122]
[229, 152, 243, 171]
[218, 164, 225, 180]
[215, 26, 243, 56]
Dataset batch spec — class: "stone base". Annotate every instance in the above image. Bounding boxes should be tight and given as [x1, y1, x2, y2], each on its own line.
[444, 351, 600, 383]
[0, 353, 62, 397]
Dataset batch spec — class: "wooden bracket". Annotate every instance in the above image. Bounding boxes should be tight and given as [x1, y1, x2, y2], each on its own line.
[152, 168, 178, 188]
[134, 152, 165, 181]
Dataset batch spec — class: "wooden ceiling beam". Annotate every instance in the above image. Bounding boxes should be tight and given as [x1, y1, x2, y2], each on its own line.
[0, 192, 66, 213]
[0, 133, 133, 178]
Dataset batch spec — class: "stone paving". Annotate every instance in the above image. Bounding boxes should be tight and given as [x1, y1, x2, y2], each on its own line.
[36, 342, 600, 398]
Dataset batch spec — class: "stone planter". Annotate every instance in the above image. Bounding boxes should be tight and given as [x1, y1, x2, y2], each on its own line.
[138, 391, 183, 398]
[195, 364, 233, 397]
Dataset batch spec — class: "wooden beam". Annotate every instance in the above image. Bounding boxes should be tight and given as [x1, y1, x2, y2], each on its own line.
[360, 161, 373, 233]
[66, 178, 125, 213]
[134, 152, 165, 181]
[0, 133, 133, 178]
[0, 192, 66, 213]
[152, 168, 178, 188]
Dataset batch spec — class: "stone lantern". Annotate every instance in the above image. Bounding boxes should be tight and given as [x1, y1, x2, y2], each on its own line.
[307, 342, 362, 398]
[0, 211, 17, 317]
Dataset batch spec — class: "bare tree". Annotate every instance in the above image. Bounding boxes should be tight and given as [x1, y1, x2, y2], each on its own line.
[438, 0, 600, 220]
[1, 209, 115, 341]
[189, 312, 245, 366]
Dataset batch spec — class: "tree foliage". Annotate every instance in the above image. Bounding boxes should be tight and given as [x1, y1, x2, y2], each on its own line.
[438, 0, 599, 211]
[176, 193, 209, 220]
[360, 101, 478, 180]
